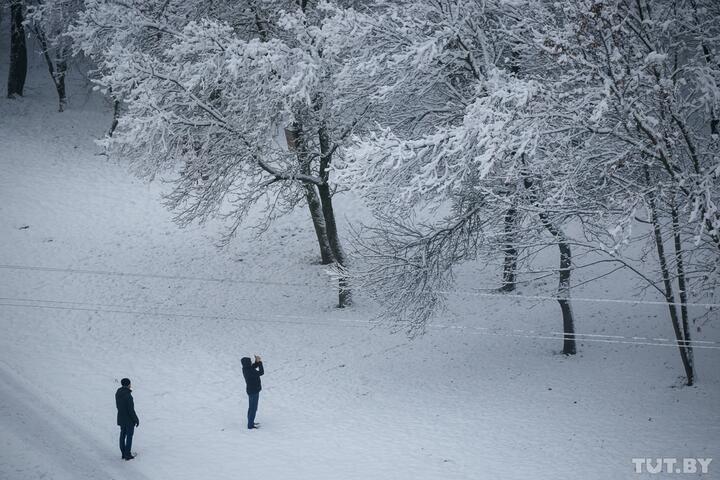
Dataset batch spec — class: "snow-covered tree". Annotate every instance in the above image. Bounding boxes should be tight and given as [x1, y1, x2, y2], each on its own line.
[519, 0, 720, 384]
[335, 0, 579, 353]
[339, 0, 719, 381]
[71, 0, 372, 307]
[26, 0, 85, 111]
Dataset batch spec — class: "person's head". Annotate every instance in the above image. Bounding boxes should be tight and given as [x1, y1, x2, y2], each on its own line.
[241, 357, 252, 368]
[121, 378, 131, 388]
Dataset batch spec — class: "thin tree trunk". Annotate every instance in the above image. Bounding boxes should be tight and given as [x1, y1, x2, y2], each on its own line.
[700, 37, 719, 134]
[500, 205, 518, 292]
[55, 55, 67, 111]
[539, 212, 576, 355]
[502, 54, 521, 292]
[33, 25, 67, 111]
[109, 95, 121, 137]
[318, 121, 351, 307]
[285, 123, 334, 264]
[670, 194, 695, 383]
[254, 12, 270, 41]
[316, 184, 346, 263]
[521, 162, 575, 355]
[645, 167, 694, 385]
[7, 0, 27, 98]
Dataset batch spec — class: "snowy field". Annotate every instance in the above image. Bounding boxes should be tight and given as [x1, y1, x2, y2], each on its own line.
[2, 30, 720, 480]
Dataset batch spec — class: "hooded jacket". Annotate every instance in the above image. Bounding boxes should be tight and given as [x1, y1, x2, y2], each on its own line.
[241, 357, 264, 394]
[115, 386, 139, 426]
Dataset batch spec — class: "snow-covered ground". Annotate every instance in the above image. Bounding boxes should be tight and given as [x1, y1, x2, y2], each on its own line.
[1, 27, 719, 480]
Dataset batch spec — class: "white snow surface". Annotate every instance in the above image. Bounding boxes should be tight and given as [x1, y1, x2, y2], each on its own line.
[1, 30, 719, 480]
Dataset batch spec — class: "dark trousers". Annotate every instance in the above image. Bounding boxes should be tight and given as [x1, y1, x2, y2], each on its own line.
[119, 423, 135, 458]
[247, 392, 259, 428]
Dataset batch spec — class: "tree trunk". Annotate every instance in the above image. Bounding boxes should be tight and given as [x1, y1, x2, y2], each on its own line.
[539, 212, 577, 355]
[317, 183, 350, 306]
[500, 205, 518, 292]
[33, 26, 67, 111]
[7, 0, 27, 98]
[55, 55, 67, 111]
[305, 184, 335, 265]
[645, 167, 694, 385]
[109, 96, 121, 137]
[700, 44, 719, 135]
[285, 123, 334, 264]
[318, 121, 351, 307]
[521, 161, 575, 355]
[670, 194, 695, 384]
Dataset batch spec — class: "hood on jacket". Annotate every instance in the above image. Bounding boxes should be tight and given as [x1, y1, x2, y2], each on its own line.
[241, 357, 252, 368]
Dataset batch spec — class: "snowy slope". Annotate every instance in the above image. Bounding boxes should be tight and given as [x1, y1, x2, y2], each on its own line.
[1, 22, 719, 480]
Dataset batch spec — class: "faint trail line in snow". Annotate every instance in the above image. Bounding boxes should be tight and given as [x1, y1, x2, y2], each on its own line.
[2, 263, 718, 308]
[2, 299, 720, 350]
[0, 300, 370, 329]
[0, 296, 219, 313]
[0, 263, 331, 289]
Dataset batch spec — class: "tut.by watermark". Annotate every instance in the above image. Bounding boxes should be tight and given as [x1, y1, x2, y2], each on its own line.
[632, 458, 712, 474]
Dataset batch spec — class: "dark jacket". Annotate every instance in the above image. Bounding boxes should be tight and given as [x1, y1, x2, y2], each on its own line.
[116, 386, 139, 426]
[241, 357, 264, 394]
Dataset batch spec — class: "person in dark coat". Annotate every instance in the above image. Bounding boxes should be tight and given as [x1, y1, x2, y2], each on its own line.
[115, 378, 140, 460]
[241, 355, 264, 429]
